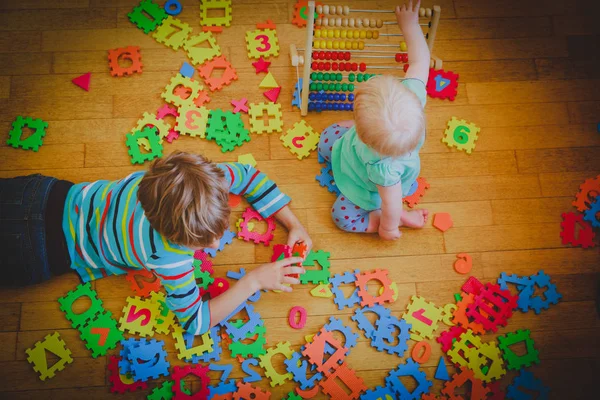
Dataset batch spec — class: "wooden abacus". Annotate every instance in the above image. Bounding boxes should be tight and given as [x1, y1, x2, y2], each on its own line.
[290, 1, 442, 115]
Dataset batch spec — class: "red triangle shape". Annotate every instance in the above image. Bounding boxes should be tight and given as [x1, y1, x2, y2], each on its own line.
[263, 87, 281, 103]
[90, 327, 109, 346]
[72, 72, 91, 91]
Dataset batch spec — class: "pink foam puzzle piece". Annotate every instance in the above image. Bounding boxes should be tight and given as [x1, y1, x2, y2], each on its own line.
[231, 98, 249, 113]
[72, 72, 91, 91]
[263, 87, 281, 103]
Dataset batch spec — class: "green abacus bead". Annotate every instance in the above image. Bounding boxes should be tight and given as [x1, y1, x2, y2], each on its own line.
[348, 73, 355, 82]
[324, 73, 330, 81]
[349, 84, 355, 91]
[341, 83, 348, 91]
[310, 83, 317, 91]
[335, 83, 342, 91]
[310, 72, 317, 80]
[337, 73, 343, 81]
[317, 72, 324, 80]
[324, 83, 331, 91]
[357, 74, 363, 82]
[316, 83, 323, 91]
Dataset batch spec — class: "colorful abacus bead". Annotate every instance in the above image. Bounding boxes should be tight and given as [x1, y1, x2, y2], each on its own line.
[395, 53, 409, 63]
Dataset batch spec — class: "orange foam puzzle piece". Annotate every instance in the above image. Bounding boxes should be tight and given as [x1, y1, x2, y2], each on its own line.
[197, 55, 238, 92]
[454, 253, 473, 274]
[433, 212, 453, 232]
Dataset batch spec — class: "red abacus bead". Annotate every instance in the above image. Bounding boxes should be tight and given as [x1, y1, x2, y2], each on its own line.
[395, 53, 402, 62]
[403, 63, 409, 72]
[324, 62, 331, 71]
[320, 51, 326, 59]
[325, 51, 331, 60]
[351, 63, 358, 71]
[332, 62, 339, 71]
[311, 61, 318, 70]
[331, 52, 338, 60]
[359, 62, 366, 72]
[338, 62, 345, 71]
[345, 52, 351, 60]
[403, 54, 408, 63]
[318, 62, 324, 70]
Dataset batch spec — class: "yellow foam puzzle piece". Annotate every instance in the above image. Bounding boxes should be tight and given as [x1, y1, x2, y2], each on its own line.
[237, 153, 257, 167]
[245, 28, 279, 59]
[172, 325, 214, 360]
[152, 16, 192, 50]
[134, 112, 171, 150]
[402, 295, 443, 340]
[467, 341, 507, 383]
[183, 32, 222, 65]
[280, 120, 320, 160]
[248, 102, 283, 134]
[118, 296, 161, 337]
[25, 332, 73, 381]
[161, 73, 204, 108]
[200, 0, 232, 27]
[176, 105, 209, 138]
[259, 72, 279, 89]
[310, 284, 333, 298]
[441, 117, 480, 154]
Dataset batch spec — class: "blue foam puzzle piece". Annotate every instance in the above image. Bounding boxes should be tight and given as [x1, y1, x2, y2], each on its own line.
[188, 326, 222, 363]
[506, 369, 550, 400]
[209, 363, 233, 383]
[434, 356, 450, 381]
[292, 78, 303, 109]
[179, 61, 194, 78]
[497, 272, 534, 312]
[284, 351, 323, 390]
[330, 270, 361, 310]
[118, 337, 138, 375]
[226, 268, 261, 302]
[406, 179, 419, 196]
[385, 359, 432, 400]
[315, 164, 340, 195]
[351, 305, 392, 339]
[128, 339, 170, 382]
[324, 316, 359, 350]
[223, 302, 264, 341]
[434, 74, 451, 92]
[360, 385, 396, 400]
[204, 229, 235, 257]
[209, 379, 237, 397]
[526, 270, 562, 314]
[241, 358, 262, 383]
[583, 198, 600, 228]
[372, 315, 411, 357]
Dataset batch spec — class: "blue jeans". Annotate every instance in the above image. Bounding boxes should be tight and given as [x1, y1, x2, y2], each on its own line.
[0, 174, 57, 286]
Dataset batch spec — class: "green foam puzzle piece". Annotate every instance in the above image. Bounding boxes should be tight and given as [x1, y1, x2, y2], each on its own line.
[498, 329, 540, 370]
[206, 109, 250, 153]
[79, 310, 124, 358]
[25, 332, 73, 381]
[148, 380, 175, 400]
[195, 269, 215, 290]
[125, 126, 163, 164]
[300, 250, 331, 284]
[58, 282, 104, 329]
[127, 0, 168, 34]
[229, 321, 267, 358]
[7, 116, 48, 152]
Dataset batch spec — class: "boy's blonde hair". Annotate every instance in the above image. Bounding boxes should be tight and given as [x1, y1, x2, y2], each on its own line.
[354, 75, 425, 157]
[138, 151, 230, 248]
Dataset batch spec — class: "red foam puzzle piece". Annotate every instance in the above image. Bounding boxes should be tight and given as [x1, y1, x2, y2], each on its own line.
[433, 212, 453, 232]
[263, 87, 281, 103]
[256, 20, 276, 30]
[560, 212, 596, 248]
[252, 56, 271, 74]
[72, 72, 91, 91]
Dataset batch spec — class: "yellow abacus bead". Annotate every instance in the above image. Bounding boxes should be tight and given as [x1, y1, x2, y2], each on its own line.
[343, 5, 350, 15]
[326, 41, 333, 49]
[341, 30, 347, 38]
[363, 18, 370, 27]
[314, 29, 322, 38]
[370, 19, 377, 28]
[333, 41, 340, 49]
[348, 18, 355, 27]
[327, 30, 334, 38]
[359, 30, 366, 39]
[366, 31, 373, 39]
[400, 41, 407, 51]
[341, 18, 348, 27]
[337, 6, 343, 15]
[321, 40, 327, 48]
[373, 31, 379, 39]
[339, 41, 346, 49]
[426, 8, 432, 17]
[351, 41, 358, 50]
[358, 41, 365, 50]
[334, 29, 340, 38]
[419, 7, 425, 17]
[313, 41, 320, 49]
[376, 19, 383, 28]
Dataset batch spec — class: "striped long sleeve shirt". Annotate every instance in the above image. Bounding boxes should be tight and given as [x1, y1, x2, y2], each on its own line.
[62, 162, 290, 335]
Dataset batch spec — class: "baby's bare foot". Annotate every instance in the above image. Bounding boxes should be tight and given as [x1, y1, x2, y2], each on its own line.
[400, 209, 429, 228]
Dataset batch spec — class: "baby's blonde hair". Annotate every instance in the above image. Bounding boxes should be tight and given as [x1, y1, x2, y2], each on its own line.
[354, 75, 425, 157]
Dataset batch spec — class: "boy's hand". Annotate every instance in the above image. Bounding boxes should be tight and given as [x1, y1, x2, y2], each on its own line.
[379, 226, 402, 241]
[287, 223, 313, 254]
[245, 257, 305, 293]
[395, 0, 421, 32]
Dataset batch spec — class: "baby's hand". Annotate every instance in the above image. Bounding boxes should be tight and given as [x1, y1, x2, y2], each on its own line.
[245, 257, 305, 293]
[395, 0, 421, 31]
[378, 226, 402, 241]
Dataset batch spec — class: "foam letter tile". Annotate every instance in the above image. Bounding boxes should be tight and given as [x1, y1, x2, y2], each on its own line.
[118, 296, 161, 337]
[259, 72, 279, 89]
[176, 105, 209, 138]
[248, 102, 283, 134]
[426, 68, 459, 101]
[108, 355, 148, 394]
[108, 46, 142, 77]
[258, 342, 294, 387]
[127, 0, 168, 34]
[198, 55, 238, 92]
[6, 116, 48, 152]
[152, 16, 192, 50]
[354, 269, 395, 307]
[402, 295, 443, 340]
[125, 126, 163, 164]
[79, 310, 123, 358]
[442, 117, 480, 154]
[280, 120, 320, 160]
[183, 31, 222, 65]
[58, 282, 104, 329]
[25, 332, 73, 381]
[310, 284, 333, 298]
[301, 250, 331, 284]
[560, 211, 596, 248]
[245, 29, 279, 59]
[161, 73, 204, 108]
[200, 0, 233, 27]
[319, 363, 366, 400]
[385, 359, 432, 400]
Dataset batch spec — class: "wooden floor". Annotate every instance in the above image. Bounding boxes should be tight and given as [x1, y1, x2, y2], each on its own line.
[1, 0, 599, 398]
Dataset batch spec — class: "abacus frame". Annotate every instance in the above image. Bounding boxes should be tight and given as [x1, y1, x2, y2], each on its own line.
[291, 1, 443, 116]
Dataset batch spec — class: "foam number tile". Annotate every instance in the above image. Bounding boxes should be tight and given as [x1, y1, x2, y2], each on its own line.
[125, 126, 163, 165]
[149, 291, 177, 335]
[25, 332, 73, 381]
[402, 295, 443, 340]
[124, 268, 162, 298]
[172, 325, 214, 360]
[197, 55, 238, 92]
[258, 342, 295, 387]
[108, 46, 143, 77]
[248, 102, 283, 134]
[6, 116, 48, 152]
[300, 249, 331, 284]
[161, 73, 204, 108]
[127, 0, 168, 34]
[58, 282, 104, 329]
[176, 105, 209, 138]
[200, 0, 233, 27]
[118, 296, 161, 336]
[79, 310, 124, 358]
[245, 28, 280, 59]
[183, 31, 222, 65]
[280, 120, 320, 160]
[442, 117, 480, 154]
[152, 16, 192, 50]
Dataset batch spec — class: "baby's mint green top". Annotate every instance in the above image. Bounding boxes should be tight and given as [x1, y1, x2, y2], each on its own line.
[331, 78, 427, 211]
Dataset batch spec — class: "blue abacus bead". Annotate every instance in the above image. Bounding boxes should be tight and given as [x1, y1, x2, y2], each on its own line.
[340, 93, 346, 101]
[328, 93, 334, 101]
[333, 94, 340, 101]
[319, 93, 326, 101]
[309, 93, 316, 101]
[348, 93, 355, 101]
[308, 102, 314, 111]
[345, 103, 352, 111]
[350, 103, 354, 111]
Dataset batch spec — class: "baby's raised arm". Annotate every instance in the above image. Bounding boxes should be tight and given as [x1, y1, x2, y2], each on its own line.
[396, 0, 431, 83]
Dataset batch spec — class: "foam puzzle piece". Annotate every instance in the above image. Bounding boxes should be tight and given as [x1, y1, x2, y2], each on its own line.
[289, 306, 307, 329]
[128, 0, 168, 33]
[372, 315, 411, 357]
[58, 282, 104, 329]
[252, 56, 271, 73]
[506, 369, 550, 400]
[462, 276, 484, 295]
[228, 324, 267, 359]
[315, 164, 340, 195]
[263, 86, 281, 102]
[223, 302, 264, 342]
[176, 105, 209, 138]
[156, 104, 180, 143]
[385, 359, 432, 400]
[433, 212, 453, 232]
[162, 73, 204, 108]
[72, 72, 91, 91]
[147, 381, 174, 400]
[323, 317, 359, 350]
[234, 381, 271, 400]
[560, 211, 596, 248]
[149, 292, 177, 335]
[128, 338, 170, 382]
[258, 342, 295, 387]
[152, 16, 191, 50]
[426, 68, 459, 101]
[498, 329, 539, 370]
[246, 29, 280, 59]
[126, 127, 163, 164]
[202, 229, 235, 257]
[259, 72, 279, 88]
[319, 363, 366, 400]
[25, 332, 73, 381]
[206, 109, 250, 152]
[447, 329, 483, 367]
[231, 98, 249, 113]
[183, 31, 221, 66]
[292, 0, 319, 27]
[237, 153, 256, 167]
[256, 19, 276, 29]
[452, 293, 485, 335]
[572, 175, 600, 212]
[302, 328, 348, 376]
[435, 356, 450, 381]
[354, 269, 395, 307]
[118, 338, 137, 375]
[584, 198, 600, 228]
[497, 272, 534, 312]
[284, 351, 323, 390]
[437, 326, 467, 353]
[248, 102, 283, 134]
[198, 55, 238, 92]
[351, 305, 392, 339]
[360, 385, 395, 400]
[300, 249, 331, 284]
[466, 283, 518, 333]
[441, 367, 490, 400]
[108, 355, 148, 394]
[520, 270, 562, 314]
[442, 117, 480, 154]
[200, 0, 232, 27]
[402, 295, 443, 340]
[6, 116, 48, 151]
[237, 207, 276, 245]
[172, 325, 215, 360]
[310, 284, 333, 298]
[125, 268, 161, 298]
[172, 365, 210, 399]
[133, 111, 172, 150]
[79, 310, 123, 358]
[292, 78, 303, 109]
[209, 363, 234, 383]
[411, 341, 432, 364]
[379, 282, 398, 301]
[403, 177, 429, 208]
[454, 253, 473, 274]
[280, 120, 320, 160]
[467, 341, 506, 383]
[188, 326, 223, 363]
[118, 295, 161, 336]
[240, 358, 262, 383]
[330, 270, 362, 310]
[108, 46, 143, 77]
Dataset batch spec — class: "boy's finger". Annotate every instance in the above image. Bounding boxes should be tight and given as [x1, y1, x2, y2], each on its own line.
[275, 257, 304, 268]
[283, 276, 300, 285]
[282, 266, 305, 276]
[278, 284, 293, 293]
